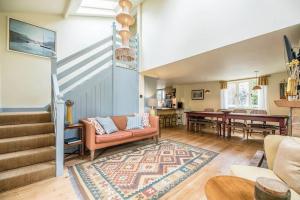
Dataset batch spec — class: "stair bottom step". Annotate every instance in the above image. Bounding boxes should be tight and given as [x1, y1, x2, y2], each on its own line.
[0, 161, 55, 192]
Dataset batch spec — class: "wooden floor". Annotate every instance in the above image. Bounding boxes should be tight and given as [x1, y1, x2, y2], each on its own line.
[0, 127, 264, 200]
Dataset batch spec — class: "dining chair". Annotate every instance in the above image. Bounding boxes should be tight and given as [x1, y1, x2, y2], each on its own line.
[230, 109, 248, 138]
[249, 109, 277, 136]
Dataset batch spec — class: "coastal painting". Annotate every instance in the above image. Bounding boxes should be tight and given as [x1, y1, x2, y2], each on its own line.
[8, 18, 56, 57]
[191, 89, 204, 100]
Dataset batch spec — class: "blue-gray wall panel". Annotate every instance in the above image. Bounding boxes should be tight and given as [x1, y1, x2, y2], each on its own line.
[64, 66, 113, 123]
[113, 66, 139, 116]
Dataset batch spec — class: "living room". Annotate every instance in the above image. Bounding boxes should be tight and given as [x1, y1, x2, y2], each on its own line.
[0, 0, 300, 200]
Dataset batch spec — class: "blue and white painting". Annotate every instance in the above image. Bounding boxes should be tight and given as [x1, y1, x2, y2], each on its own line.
[9, 18, 56, 57]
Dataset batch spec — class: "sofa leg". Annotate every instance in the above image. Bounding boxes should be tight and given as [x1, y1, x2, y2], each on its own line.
[90, 150, 95, 161]
[155, 135, 159, 144]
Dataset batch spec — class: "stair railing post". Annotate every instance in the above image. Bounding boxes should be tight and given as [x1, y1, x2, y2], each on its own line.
[51, 55, 65, 177]
[112, 22, 117, 68]
[55, 96, 65, 177]
[112, 22, 117, 115]
[51, 56, 58, 121]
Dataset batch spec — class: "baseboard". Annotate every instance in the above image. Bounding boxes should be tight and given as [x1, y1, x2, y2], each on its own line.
[0, 105, 49, 112]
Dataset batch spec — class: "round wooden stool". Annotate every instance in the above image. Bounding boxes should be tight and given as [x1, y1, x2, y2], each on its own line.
[205, 176, 255, 200]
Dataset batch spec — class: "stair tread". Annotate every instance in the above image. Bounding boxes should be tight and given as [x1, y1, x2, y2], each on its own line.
[0, 161, 55, 180]
[0, 146, 55, 160]
[0, 122, 54, 128]
[0, 111, 49, 116]
[0, 133, 55, 143]
[0, 112, 51, 126]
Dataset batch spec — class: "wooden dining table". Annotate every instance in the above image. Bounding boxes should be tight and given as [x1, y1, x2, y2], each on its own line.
[185, 111, 227, 136]
[226, 113, 288, 137]
[185, 111, 288, 138]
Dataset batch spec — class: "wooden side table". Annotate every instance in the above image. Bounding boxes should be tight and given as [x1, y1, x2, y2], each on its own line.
[205, 176, 255, 200]
[64, 123, 85, 157]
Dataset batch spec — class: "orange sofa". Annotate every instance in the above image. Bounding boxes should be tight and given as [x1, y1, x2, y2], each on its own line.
[81, 115, 159, 160]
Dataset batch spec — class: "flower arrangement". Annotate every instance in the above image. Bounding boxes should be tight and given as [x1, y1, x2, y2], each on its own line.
[286, 59, 300, 100]
[287, 59, 299, 79]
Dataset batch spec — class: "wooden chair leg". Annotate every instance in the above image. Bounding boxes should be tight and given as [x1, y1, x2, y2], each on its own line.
[90, 150, 95, 161]
[154, 135, 159, 144]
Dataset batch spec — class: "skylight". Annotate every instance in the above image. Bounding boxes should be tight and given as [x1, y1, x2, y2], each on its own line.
[80, 0, 118, 10]
[77, 0, 118, 17]
[75, 0, 142, 17]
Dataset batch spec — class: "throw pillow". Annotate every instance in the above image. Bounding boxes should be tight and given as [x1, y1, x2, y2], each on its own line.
[273, 137, 300, 194]
[126, 115, 144, 130]
[142, 113, 151, 127]
[87, 118, 106, 135]
[135, 113, 151, 127]
[96, 117, 118, 134]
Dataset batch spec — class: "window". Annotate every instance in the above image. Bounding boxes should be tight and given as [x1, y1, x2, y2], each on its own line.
[226, 79, 259, 109]
[76, 0, 118, 17]
[157, 89, 165, 107]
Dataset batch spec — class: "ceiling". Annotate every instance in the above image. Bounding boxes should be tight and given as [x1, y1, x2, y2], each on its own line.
[0, 0, 69, 15]
[0, 0, 144, 17]
[143, 24, 300, 86]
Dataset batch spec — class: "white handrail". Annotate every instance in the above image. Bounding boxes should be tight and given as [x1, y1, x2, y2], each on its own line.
[51, 59, 65, 177]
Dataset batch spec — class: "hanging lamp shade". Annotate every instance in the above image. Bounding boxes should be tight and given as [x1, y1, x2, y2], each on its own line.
[119, 0, 132, 9]
[116, 13, 135, 26]
[252, 85, 262, 90]
[115, 0, 135, 62]
[252, 70, 262, 91]
[118, 28, 132, 43]
[115, 47, 135, 62]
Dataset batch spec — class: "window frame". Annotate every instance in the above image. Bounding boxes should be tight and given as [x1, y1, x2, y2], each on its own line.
[226, 79, 259, 109]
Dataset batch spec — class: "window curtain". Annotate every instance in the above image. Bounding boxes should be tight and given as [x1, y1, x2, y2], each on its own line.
[258, 85, 268, 110]
[220, 81, 228, 109]
[257, 76, 269, 111]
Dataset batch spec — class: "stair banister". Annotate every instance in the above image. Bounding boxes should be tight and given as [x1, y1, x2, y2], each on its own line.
[51, 56, 65, 177]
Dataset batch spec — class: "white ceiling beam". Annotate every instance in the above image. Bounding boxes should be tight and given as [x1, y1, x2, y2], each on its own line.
[64, 0, 83, 18]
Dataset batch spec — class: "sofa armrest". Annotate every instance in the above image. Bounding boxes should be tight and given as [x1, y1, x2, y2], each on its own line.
[149, 115, 159, 134]
[80, 119, 96, 151]
[264, 135, 286, 170]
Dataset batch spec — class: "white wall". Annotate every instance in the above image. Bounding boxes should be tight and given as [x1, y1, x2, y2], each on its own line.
[141, 0, 300, 70]
[175, 72, 289, 115]
[0, 12, 114, 108]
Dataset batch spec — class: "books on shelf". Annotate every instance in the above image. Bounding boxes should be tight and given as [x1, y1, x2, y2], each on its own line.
[64, 137, 81, 144]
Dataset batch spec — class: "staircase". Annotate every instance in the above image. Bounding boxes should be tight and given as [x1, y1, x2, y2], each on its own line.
[0, 112, 56, 192]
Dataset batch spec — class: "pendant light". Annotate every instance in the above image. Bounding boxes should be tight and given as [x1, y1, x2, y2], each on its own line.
[252, 71, 262, 90]
[115, 0, 135, 62]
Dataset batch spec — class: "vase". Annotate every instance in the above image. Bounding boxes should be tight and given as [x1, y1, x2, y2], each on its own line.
[286, 78, 298, 100]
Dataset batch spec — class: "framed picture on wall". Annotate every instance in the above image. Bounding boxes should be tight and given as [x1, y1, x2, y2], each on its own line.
[279, 82, 287, 99]
[7, 17, 56, 58]
[191, 89, 204, 100]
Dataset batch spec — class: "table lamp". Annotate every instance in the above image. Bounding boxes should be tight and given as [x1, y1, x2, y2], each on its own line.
[147, 98, 157, 116]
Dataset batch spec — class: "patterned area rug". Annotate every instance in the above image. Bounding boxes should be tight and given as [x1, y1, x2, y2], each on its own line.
[69, 139, 218, 200]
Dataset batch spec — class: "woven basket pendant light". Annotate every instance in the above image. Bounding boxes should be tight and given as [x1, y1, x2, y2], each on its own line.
[115, 0, 135, 62]
[253, 71, 262, 90]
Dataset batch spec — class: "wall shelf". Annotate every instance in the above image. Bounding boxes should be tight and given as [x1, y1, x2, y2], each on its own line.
[274, 100, 300, 108]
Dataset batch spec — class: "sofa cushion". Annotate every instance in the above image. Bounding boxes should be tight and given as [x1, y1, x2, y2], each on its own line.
[111, 116, 127, 130]
[96, 117, 118, 134]
[230, 165, 280, 182]
[130, 127, 157, 137]
[95, 131, 132, 143]
[126, 116, 144, 130]
[87, 118, 106, 135]
[230, 165, 300, 200]
[273, 137, 300, 194]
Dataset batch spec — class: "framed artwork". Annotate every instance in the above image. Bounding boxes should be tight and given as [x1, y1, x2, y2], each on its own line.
[8, 18, 56, 58]
[191, 89, 204, 100]
[279, 82, 287, 99]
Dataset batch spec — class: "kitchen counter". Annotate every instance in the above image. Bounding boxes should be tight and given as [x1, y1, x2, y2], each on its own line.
[156, 108, 176, 110]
